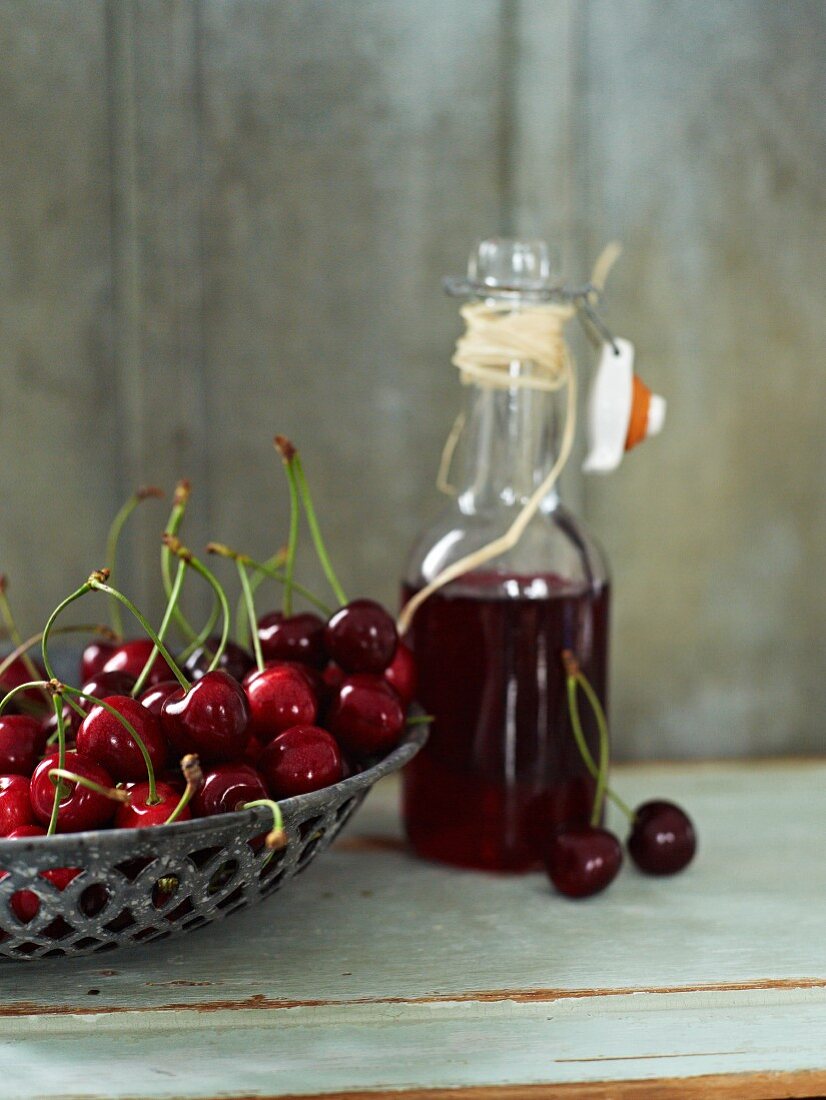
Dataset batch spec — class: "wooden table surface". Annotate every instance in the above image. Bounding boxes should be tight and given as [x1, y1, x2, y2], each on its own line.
[3, 759, 826, 1100]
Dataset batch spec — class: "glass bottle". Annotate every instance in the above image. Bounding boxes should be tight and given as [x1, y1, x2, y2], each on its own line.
[401, 238, 610, 873]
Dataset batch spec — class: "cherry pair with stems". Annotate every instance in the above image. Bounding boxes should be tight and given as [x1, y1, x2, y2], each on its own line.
[544, 650, 696, 899]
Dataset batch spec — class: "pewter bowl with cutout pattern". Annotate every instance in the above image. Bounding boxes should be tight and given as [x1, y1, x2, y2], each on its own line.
[0, 724, 427, 960]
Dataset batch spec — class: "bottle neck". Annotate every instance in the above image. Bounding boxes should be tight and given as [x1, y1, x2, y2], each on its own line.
[456, 360, 563, 514]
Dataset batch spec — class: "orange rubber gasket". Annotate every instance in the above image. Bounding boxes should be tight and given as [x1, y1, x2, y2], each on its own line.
[625, 375, 652, 451]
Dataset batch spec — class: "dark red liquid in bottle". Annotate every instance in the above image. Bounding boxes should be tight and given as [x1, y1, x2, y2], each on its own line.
[402, 574, 610, 872]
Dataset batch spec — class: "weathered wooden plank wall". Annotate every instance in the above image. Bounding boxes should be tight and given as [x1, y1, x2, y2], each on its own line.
[578, 0, 826, 757]
[0, 0, 824, 759]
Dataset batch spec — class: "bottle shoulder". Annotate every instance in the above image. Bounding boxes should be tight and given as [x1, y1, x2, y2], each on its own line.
[404, 500, 610, 595]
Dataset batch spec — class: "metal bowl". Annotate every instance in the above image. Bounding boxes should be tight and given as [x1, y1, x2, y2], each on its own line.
[0, 725, 427, 960]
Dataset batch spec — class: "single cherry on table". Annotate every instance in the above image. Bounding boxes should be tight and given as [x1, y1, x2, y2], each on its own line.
[544, 824, 623, 898]
[628, 800, 696, 875]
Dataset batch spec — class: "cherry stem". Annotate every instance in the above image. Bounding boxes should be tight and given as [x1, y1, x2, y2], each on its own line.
[106, 487, 164, 637]
[234, 549, 288, 645]
[236, 560, 265, 672]
[60, 683, 160, 805]
[41, 578, 100, 685]
[406, 714, 434, 726]
[88, 575, 190, 693]
[47, 767, 129, 804]
[280, 449, 300, 618]
[0, 624, 118, 688]
[275, 438, 347, 607]
[0, 577, 49, 708]
[162, 480, 218, 647]
[47, 690, 68, 836]
[562, 653, 634, 823]
[163, 536, 230, 674]
[293, 454, 347, 607]
[241, 798, 286, 851]
[131, 558, 187, 698]
[63, 695, 88, 721]
[164, 753, 203, 824]
[247, 554, 332, 616]
[178, 600, 221, 663]
[0, 679, 52, 716]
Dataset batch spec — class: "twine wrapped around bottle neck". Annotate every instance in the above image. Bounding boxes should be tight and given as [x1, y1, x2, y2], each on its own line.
[398, 244, 620, 636]
[451, 299, 576, 391]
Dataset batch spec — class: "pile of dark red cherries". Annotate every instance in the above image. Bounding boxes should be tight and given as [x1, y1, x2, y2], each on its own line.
[0, 441, 418, 931]
[0, 605, 415, 832]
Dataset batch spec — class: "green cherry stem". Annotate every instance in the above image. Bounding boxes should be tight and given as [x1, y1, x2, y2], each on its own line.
[241, 798, 286, 850]
[63, 694, 88, 722]
[208, 544, 265, 668]
[561, 651, 634, 823]
[162, 480, 220, 649]
[47, 688, 68, 836]
[576, 670, 632, 824]
[165, 753, 203, 824]
[406, 714, 434, 726]
[86, 574, 190, 693]
[0, 624, 118, 688]
[131, 558, 187, 698]
[0, 679, 52, 716]
[60, 684, 160, 804]
[277, 444, 300, 618]
[178, 600, 221, 663]
[234, 549, 287, 645]
[243, 554, 332, 616]
[236, 561, 265, 673]
[275, 436, 347, 607]
[106, 486, 164, 636]
[163, 536, 230, 673]
[41, 577, 100, 684]
[47, 767, 129, 804]
[0, 576, 50, 706]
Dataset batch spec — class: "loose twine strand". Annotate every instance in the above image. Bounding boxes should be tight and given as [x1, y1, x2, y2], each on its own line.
[398, 243, 620, 636]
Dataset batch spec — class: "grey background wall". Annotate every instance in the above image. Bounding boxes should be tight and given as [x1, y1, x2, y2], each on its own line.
[0, 0, 824, 759]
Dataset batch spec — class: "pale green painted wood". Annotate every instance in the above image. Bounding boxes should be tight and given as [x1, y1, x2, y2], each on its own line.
[0, 761, 824, 1096]
[3, 991, 826, 1098]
